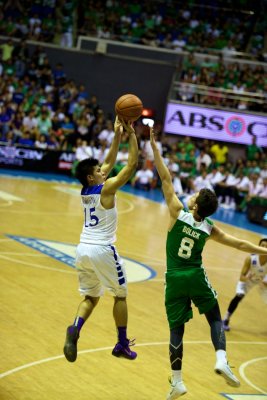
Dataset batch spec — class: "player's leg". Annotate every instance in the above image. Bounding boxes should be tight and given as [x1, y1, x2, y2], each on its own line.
[112, 296, 137, 360]
[93, 244, 137, 360]
[223, 281, 247, 331]
[191, 268, 240, 387]
[64, 295, 100, 362]
[63, 243, 103, 362]
[205, 302, 240, 387]
[165, 271, 191, 399]
[167, 324, 187, 400]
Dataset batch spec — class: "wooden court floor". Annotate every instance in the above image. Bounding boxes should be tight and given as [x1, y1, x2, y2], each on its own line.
[0, 176, 266, 400]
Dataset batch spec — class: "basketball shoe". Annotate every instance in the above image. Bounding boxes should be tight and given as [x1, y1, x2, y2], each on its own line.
[63, 325, 79, 362]
[166, 378, 187, 400]
[112, 339, 137, 360]
[214, 360, 240, 387]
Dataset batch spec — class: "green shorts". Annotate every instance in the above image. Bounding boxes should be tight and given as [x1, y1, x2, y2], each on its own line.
[165, 267, 218, 329]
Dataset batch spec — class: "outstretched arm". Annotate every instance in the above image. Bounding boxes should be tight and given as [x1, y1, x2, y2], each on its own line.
[150, 127, 183, 218]
[101, 116, 122, 176]
[211, 225, 267, 254]
[239, 257, 251, 282]
[102, 121, 138, 197]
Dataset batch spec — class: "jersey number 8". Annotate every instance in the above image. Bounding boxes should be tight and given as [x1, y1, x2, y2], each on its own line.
[178, 237, 194, 259]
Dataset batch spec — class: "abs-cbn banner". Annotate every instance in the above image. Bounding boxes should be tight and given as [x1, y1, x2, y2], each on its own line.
[0, 144, 76, 173]
[164, 103, 267, 147]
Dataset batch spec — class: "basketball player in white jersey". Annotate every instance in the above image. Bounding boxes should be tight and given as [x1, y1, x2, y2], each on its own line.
[223, 237, 267, 331]
[64, 116, 138, 362]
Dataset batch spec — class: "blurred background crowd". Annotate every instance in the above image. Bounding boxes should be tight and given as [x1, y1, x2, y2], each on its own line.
[0, 0, 266, 221]
[0, 0, 266, 56]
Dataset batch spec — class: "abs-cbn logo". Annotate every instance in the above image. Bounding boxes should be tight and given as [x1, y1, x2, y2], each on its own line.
[0, 146, 44, 160]
[167, 110, 267, 138]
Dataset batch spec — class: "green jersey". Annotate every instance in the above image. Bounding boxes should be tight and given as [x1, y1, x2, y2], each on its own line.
[166, 209, 214, 270]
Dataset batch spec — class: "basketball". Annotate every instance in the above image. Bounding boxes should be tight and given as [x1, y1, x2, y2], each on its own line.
[115, 94, 143, 122]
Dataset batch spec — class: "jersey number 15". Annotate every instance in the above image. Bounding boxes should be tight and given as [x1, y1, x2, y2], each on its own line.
[84, 207, 99, 227]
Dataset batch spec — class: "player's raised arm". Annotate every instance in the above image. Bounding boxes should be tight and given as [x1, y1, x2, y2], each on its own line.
[150, 127, 183, 218]
[239, 256, 251, 282]
[102, 120, 138, 196]
[101, 116, 122, 176]
[211, 225, 267, 254]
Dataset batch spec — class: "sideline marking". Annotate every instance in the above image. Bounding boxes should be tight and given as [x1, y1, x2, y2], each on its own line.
[0, 190, 24, 202]
[222, 394, 267, 399]
[239, 357, 267, 395]
[0, 254, 76, 274]
[1, 341, 266, 380]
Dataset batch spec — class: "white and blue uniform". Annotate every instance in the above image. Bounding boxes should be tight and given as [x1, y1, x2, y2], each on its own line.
[236, 254, 267, 303]
[75, 184, 127, 297]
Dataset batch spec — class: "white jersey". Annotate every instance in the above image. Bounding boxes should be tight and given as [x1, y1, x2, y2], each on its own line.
[247, 254, 267, 283]
[79, 184, 117, 245]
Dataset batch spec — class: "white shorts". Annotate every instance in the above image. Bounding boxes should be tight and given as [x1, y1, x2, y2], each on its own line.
[236, 279, 267, 303]
[75, 243, 127, 298]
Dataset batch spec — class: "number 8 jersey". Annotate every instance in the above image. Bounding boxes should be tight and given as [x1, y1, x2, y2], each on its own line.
[80, 184, 117, 245]
[167, 209, 214, 270]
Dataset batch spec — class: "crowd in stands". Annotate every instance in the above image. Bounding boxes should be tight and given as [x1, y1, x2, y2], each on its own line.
[126, 132, 267, 214]
[0, 0, 75, 47]
[0, 39, 108, 152]
[0, 0, 265, 57]
[77, 0, 263, 56]
[0, 27, 266, 222]
[178, 53, 267, 112]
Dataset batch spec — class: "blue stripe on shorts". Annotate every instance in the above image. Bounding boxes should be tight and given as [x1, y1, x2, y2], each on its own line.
[110, 245, 125, 285]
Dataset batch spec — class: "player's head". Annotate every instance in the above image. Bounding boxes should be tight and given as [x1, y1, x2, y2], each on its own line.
[259, 238, 267, 247]
[75, 158, 106, 186]
[188, 188, 218, 219]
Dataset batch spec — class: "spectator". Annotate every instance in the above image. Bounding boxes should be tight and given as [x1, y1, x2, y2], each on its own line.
[37, 110, 52, 136]
[246, 136, 263, 161]
[98, 120, 115, 146]
[210, 142, 229, 165]
[35, 133, 48, 149]
[170, 170, 183, 196]
[0, 39, 14, 61]
[214, 169, 240, 208]
[239, 173, 263, 211]
[191, 170, 214, 192]
[207, 166, 226, 189]
[17, 130, 34, 146]
[196, 149, 212, 171]
[74, 139, 95, 161]
[132, 161, 154, 190]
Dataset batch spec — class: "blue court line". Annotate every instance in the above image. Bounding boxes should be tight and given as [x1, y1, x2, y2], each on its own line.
[0, 168, 266, 235]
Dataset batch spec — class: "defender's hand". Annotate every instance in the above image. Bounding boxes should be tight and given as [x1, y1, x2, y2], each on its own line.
[150, 127, 156, 147]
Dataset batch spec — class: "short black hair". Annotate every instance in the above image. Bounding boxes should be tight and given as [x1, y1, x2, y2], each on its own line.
[75, 158, 99, 186]
[196, 188, 218, 219]
[259, 238, 267, 246]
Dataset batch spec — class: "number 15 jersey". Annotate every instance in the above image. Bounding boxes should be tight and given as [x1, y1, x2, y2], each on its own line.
[80, 184, 117, 245]
[166, 209, 214, 270]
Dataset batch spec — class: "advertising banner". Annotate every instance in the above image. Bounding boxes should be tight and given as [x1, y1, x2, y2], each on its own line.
[164, 103, 267, 147]
[0, 144, 76, 173]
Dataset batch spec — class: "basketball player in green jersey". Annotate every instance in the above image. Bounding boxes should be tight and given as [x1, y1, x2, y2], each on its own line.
[150, 128, 267, 400]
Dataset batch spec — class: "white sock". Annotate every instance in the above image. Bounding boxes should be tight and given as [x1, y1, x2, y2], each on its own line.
[224, 311, 231, 320]
[172, 370, 182, 384]
[216, 350, 227, 363]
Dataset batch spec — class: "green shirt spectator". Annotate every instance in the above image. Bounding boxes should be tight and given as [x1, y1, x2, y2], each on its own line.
[247, 137, 263, 161]
[0, 40, 14, 61]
